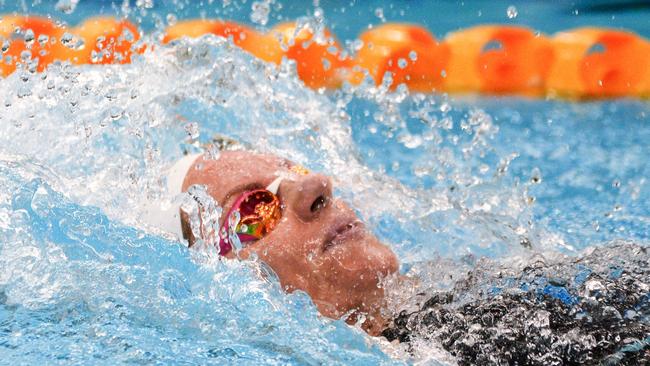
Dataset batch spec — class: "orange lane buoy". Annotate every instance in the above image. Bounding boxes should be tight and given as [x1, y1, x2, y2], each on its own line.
[350, 23, 449, 92]
[547, 28, 650, 98]
[0, 14, 62, 37]
[444, 25, 553, 95]
[162, 19, 281, 63]
[0, 15, 66, 76]
[52, 16, 140, 65]
[163, 19, 227, 43]
[643, 40, 650, 97]
[269, 22, 348, 89]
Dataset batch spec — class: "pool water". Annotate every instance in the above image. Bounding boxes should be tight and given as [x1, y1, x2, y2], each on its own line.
[1, 1, 648, 365]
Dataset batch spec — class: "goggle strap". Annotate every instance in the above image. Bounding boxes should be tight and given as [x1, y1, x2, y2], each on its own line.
[266, 177, 283, 195]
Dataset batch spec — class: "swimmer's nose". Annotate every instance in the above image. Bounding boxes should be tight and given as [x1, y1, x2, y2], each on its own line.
[280, 173, 332, 221]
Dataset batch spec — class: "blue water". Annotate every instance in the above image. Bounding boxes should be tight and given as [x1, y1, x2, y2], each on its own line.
[1, 1, 649, 365]
[1, 170, 389, 364]
[352, 97, 649, 258]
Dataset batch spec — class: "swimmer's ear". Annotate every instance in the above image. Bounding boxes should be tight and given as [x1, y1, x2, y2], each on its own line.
[180, 209, 197, 247]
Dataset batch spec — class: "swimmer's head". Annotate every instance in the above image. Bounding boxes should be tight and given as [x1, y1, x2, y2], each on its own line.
[181, 150, 399, 334]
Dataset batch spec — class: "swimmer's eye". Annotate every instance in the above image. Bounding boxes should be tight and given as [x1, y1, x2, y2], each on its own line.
[218, 188, 282, 255]
[310, 195, 327, 213]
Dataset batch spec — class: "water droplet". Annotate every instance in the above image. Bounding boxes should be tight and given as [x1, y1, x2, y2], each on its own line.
[314, 7, 324, 20]
[380, 71, 394, 89]
[530, 167, 542, 184]
[592, 221, 600, 232]
[122, 28, 135, 43]
[109, 107, 123, 120]
[17, 85, 31, 98]
[624, 310, 637, 320]
[506, 5, 518, 19]
[60, 33, 74, 48]
[136, 0, 154, 9]
[180, 185, 223, 250]
[37, 34, 49, 46]
[584, 279, 605, 298]
[397, 58, 407, 69]
[56, 0, 80, 14]
[408, 50, 417, 61]
[374, 7, 386, 22]
[322, 58, 331, 71]
[166, 13, 178, 26]
[23, 29, 35, 46]
[185, 122, 200, 140]
[204, 144, 221, 161]
[325, 45, 338, 55]
[602, 306, 622, 321]
[91, 50, 102, 63]
[250, 0, 273, 26]
[20, 50, 32, 62]
[399, 134, 423, 149]
[440, 116, 453, 129]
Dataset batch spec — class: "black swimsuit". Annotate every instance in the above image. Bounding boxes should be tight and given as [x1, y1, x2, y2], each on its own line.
[382, 243, 649, 365]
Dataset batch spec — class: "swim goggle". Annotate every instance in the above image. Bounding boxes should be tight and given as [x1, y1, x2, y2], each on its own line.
[217, 165, 310, 255]
[217, 177, 283, 255]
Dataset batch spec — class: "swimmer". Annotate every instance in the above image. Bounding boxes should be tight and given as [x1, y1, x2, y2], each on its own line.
[161, 148, 649, 364]
[174, 149, 400, 336]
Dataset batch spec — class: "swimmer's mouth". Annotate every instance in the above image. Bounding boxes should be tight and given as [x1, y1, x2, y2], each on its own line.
[323, 219, 364, 252]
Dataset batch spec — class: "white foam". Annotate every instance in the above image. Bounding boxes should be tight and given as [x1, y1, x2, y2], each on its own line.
[141, 153, 200, 239]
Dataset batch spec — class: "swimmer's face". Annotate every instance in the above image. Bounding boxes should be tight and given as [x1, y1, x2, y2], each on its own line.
[182, 151, 399, 333]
